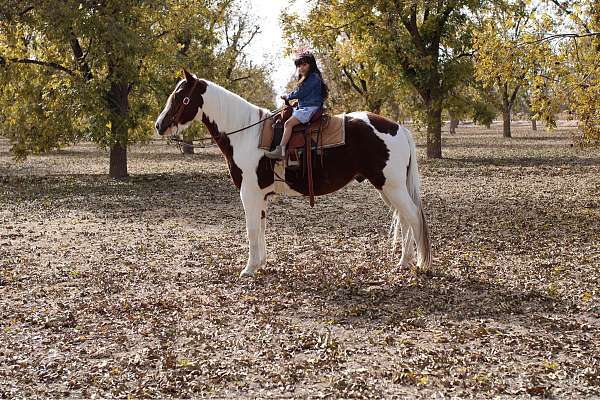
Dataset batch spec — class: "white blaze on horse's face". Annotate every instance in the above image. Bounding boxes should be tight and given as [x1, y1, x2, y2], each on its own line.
[155, 70, 204, 137]
[154, 89, 172, 136]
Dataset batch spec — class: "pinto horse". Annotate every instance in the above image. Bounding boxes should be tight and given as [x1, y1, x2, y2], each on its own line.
[155, 70, 432, 277]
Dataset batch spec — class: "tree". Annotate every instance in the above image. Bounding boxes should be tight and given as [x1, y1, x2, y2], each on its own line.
[528, 0, 599, 143]
[473, 0, 548, 138]
[0, 1, 273, 176]
[513, 89, 539, 130]
[445, 85, 497, 132]
[176, 5, 275, 154]
[283, 0, 482, 158]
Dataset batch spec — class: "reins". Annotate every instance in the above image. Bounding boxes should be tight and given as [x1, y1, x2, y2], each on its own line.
[168, 104, 288, 151]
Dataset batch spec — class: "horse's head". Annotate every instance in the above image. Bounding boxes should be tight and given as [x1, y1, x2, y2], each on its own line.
[155, 69, 207, 137]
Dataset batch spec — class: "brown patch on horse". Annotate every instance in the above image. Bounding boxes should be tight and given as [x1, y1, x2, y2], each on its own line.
[283, 115, 388, 194]
[177, 79, 208, 125]
[256, 108, 276, 189]
[201, 113, 243, 189]
[257, 156, 275, 189]
[367, 112, 399, 136]
[261, 210, 266, 219]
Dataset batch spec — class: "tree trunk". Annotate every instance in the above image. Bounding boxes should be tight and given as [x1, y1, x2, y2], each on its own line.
[182, 132, 194, 155]
[531, 119, 537, 131]
[501, 90, 512, 138]
[108, 81, 129, 179]
[502, 108, 511, 138]
[426, 102, 443, 158]
[109, 142, 127, 178]
[449, 118, 459, 135]
[501, 83, 521, 138]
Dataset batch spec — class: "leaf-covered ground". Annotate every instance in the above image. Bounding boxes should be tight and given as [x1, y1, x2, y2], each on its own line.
[1, 121, 599, 399]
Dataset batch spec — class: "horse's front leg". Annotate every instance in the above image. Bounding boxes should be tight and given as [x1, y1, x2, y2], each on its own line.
[239, 184, 266, 278]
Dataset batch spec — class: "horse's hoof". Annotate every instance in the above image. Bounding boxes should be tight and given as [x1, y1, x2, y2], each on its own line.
[416, 266, 435, 277]
[239, 268, 256, 278]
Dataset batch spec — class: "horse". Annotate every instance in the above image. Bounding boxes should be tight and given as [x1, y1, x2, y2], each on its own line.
[155, 70, 432, 278]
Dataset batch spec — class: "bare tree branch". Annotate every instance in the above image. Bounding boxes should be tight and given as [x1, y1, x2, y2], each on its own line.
[510, 83, 522, 105]
[516, 32, 600, 46]
[231, 75, 251, 82]
[237, 25, 260, 54]
[8, 58, 74, 75]
[448, 51, 475, 63]
[341, 67, 364, 95]
[547, 0, 592, 34]
[19, 6, 34, 17]
[153, 30, 170, 39]
[321, 14, 367, 33]
[70, 34, 92, 81]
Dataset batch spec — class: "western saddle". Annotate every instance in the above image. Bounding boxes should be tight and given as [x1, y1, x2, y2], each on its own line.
[271, 102, 327, 207]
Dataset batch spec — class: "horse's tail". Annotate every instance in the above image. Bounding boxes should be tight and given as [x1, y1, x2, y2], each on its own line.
[405, 130, 432, 270]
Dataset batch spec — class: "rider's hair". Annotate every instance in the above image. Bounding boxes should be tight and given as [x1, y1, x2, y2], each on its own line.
[294, 53, 329, 100]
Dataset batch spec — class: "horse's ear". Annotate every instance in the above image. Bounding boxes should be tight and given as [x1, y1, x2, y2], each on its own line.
[183, 68, 194, 83]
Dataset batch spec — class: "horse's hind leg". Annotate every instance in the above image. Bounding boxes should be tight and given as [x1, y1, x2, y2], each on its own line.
[379, 190, 415, 267]
[398, 223, 416, 268]
[381, 185, 422, 269]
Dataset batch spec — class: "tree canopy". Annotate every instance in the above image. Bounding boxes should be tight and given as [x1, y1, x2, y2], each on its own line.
[473, 0, 550, 137]
[528, 0, 599, 143]
[0, 0, 274, 176]
[284, 0, 482, 158]
[282, 0, 599, 155]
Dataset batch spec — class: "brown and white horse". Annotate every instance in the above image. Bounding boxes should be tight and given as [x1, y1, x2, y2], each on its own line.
[155, 70, 432, 277]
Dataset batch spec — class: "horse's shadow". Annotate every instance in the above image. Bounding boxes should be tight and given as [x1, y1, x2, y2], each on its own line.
[440, 155, 600, 168]
[252, 267, 574, 329]
[2, 172, 239, 215]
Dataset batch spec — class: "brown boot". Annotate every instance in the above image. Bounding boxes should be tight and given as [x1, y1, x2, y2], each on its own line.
[265, 145, 286, 160]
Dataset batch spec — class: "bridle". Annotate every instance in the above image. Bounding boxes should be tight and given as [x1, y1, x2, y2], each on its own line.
[170, 78, 200, 128]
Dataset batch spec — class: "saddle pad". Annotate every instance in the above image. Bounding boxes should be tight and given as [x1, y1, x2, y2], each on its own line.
[259, 113, 346, 150]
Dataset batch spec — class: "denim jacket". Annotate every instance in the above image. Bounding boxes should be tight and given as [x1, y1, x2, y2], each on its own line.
[287, 72, 324, 108]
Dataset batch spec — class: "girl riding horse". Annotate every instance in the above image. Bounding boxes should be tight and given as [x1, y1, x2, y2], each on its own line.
[265, 50, 329, 160]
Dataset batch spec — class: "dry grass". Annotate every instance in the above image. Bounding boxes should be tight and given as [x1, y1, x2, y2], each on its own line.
[1, 121, 599, 398]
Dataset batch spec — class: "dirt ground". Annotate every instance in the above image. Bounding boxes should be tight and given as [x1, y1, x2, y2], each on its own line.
[1, 121, 599, 399]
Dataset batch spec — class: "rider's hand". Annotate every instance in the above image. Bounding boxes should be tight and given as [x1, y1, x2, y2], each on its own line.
[280, 95, 287, 101]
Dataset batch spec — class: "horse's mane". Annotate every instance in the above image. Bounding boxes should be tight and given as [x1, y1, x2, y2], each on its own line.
[201, 79, 263, 134]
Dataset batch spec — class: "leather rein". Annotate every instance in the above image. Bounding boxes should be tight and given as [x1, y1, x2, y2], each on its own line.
[168, 79, 287, 150]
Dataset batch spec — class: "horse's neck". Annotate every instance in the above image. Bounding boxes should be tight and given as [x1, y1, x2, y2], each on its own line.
[199, 83, 260, 138]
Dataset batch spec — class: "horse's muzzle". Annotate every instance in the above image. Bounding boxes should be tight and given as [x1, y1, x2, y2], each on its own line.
[155, 120, 170, 136]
